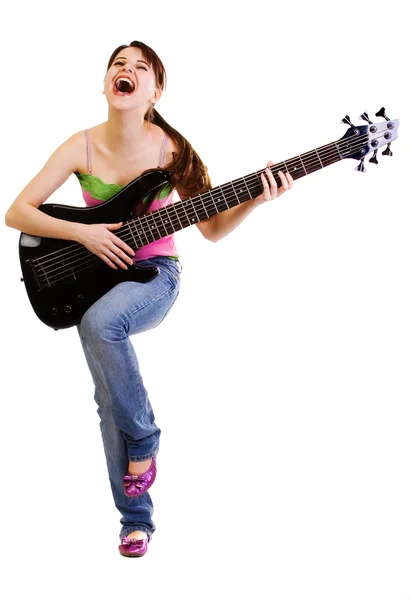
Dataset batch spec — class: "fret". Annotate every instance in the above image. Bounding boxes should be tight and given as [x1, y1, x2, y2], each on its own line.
[191, 196, 208, 222]
[203, 186, 226, 213]
[141, 215, 156, 243]
[198, 192, 211, 219]
[169, 203, 184, 230]
[283, 159, 302, 178]
[177, 199, 191, 226]
[318, 142, 341, 167]
[126, 221, 139, 248]
[184, 200, 201, 224]
[242, 177, 253, 200]
[201, 193, 220, 218]
[155, 208, 171, 237]
[229, 181, 241, 206]
[160, 209, 176, 234]
[242, 172, 260, 200]
[301, 151, 322, 174]
[146, 212, 163, 240]
[231, 177, 255, 205]
[314, 148, 324, 168]
[219, 186, 230, 210]
[299, 155, 308, 176]
[135, 220, 151, 246]
[279, 160, 296, 177]
[154, 212, 169, 238]
[175, 201, 191, 228]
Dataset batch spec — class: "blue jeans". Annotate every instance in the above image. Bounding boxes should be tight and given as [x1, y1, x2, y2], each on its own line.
[77, 256, 180, 540]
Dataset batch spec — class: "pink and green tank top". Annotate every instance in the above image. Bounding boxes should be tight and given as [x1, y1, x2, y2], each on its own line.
[74, 130, 178, 261]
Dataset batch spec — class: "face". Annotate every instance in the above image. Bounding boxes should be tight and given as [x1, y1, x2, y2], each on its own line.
[104, 46, 161, 110]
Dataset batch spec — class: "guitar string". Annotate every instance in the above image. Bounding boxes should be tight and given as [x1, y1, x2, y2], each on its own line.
[34, 131, 385, 285]
[34, 130, 383, 285]
[32, 131, 371, 272]
[33, 131, 388, 284]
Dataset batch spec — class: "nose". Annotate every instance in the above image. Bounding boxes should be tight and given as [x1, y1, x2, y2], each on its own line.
[121, 62, 134, 73]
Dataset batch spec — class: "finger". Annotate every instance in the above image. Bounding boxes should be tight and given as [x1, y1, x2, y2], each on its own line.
[114, 238, 136, 258]
[110, 242, 134, 265]
[109, 235, 135, 261]
[108, 243, 134, 267]
[106, 248, 129, 270]
[260, 172, 271, 200]
[100, 253, 119, 270]
[105, 222, 123, 230]
[278, 170, 289, 190]
[265, 167, 278, 192]
[286, 173, 294, 187]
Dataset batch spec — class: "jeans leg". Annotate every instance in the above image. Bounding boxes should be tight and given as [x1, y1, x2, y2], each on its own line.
[77, 258, 180, 538]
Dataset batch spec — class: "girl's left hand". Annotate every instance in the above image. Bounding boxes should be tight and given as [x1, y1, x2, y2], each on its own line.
[253, 160, 293, 206]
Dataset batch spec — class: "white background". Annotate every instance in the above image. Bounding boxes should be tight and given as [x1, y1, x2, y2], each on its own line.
[1, 1, 410, 598]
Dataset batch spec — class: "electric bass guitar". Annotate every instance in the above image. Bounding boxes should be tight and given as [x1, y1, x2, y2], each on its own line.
[18, 108, 399, 330]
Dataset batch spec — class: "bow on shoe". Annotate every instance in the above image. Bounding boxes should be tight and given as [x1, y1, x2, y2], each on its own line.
[122, 537, 145, 549]
[123, 474, 144, 489]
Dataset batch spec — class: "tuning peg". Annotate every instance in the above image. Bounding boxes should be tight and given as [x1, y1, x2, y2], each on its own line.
[369, 150, 379, 164]
[359, 111, 373, 124]
[356, 158, 367, 172]
[382, 143, 393, 156]
[375, 107, 391, 121]
[341, 115, 354, 126]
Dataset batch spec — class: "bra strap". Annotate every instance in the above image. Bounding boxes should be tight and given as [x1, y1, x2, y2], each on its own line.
[85, 129, 92, 174]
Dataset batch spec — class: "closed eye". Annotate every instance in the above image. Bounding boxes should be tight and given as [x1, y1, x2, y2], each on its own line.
[113, 60, 148, 71]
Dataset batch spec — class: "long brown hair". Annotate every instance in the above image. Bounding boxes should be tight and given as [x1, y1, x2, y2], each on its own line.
[107, 41, 212, 198]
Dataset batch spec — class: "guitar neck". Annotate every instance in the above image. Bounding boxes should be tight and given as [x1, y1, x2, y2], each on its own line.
[124, 139, 343, 248]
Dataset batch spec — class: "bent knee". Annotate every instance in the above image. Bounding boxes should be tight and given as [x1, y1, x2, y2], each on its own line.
[79, 304, 127, 343]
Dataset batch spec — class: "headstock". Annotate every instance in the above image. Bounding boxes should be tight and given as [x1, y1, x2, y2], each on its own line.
[337, 107, 399, 172]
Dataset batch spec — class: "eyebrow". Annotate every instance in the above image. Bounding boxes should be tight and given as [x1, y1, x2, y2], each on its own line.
[114, 57, 150, 68]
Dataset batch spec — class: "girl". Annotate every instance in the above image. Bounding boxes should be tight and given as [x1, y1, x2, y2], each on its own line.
[5, 41, 293, 557]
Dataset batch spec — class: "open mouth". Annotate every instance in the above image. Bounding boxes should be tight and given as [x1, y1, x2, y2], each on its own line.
[113, 77, 135, 95]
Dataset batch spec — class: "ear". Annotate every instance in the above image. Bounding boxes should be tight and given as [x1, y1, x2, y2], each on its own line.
[151, 88, 162, 103]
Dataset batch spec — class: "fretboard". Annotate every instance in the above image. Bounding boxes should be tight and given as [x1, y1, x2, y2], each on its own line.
[122, 139, 343, 249]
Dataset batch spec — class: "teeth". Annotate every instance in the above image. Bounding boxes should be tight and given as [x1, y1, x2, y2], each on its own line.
[115, 77, 135, 92]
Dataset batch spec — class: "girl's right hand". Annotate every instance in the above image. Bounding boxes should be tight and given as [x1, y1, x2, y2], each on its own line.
[76, 222, 135, 270]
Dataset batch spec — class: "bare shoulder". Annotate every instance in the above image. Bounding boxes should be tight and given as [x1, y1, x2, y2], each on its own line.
[33, 129, 88, 176]
[8, 130, 89, 210]
[57, 130, 87, 169]
[33, 128, 89, 180]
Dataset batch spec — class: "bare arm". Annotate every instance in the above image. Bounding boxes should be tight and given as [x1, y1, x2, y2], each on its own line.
[5, 133, 134, 270]
[5, 133, 85, 240]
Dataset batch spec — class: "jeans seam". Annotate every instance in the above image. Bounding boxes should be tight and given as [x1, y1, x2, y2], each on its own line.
[128, 449, 158, 461]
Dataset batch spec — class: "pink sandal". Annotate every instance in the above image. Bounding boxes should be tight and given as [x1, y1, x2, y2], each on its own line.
[123, 456, 157, 498]
[119, 536, 148, 558]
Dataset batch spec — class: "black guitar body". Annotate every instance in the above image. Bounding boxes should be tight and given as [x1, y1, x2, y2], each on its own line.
[19, 170, 170, 330]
